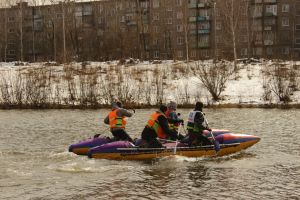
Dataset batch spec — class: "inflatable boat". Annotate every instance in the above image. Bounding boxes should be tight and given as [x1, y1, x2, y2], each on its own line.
[68, 129, 231, 155]
[69, 130, 260, 160]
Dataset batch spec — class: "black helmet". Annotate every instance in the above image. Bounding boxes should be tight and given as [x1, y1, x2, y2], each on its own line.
[159, 105, 167, 113]
[112, 101, 122, 109]
[116, 101, 122, 108]
[195, 101, 203, 110]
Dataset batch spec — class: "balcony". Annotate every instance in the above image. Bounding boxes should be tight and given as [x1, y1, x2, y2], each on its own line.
[198, 29, 210, 34]
[252, 0, 276, 3]
[264, 40, 274, 45]
[127, 21, 137, 26]
[198, 3, 205, 8]
[198, 43, 210, 48]
[188, 4, 197, 9]
[264, 0, 277, 4]
[197, 16, 209, 21]
[265, 12, 277, 17]
[189, 30, 197, 35]
[264, 26, 272, 31]
[189, 17, 197, 22]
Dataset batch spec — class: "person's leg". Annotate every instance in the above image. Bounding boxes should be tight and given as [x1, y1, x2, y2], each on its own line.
[188, 132, 197, 146]
[121, 129, 134, 142]
[197, 134, 212, 146]
[112, 129, 133, 142]
[148, 138, 163, 148]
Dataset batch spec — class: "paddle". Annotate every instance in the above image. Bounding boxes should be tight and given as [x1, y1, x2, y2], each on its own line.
[209, 130, 220, 153]
[203, 117, 220, 153]
[173, 122, 184, 155]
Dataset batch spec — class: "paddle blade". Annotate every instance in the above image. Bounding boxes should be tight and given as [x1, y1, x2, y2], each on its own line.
[213, 140, 220, 152]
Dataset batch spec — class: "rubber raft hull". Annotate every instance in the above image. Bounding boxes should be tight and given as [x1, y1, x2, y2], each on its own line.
[68, 129, 231, 156]
[87, 135, 260, 160]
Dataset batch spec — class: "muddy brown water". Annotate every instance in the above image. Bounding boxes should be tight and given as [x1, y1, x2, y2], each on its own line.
[0, 109, 299, 200]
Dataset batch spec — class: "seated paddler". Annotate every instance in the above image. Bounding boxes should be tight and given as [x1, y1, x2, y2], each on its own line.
[104, 101, 134, 143]
[140, 105, 178, 148]
[186, 101, 212, 146]
[166, 101, 185, 139]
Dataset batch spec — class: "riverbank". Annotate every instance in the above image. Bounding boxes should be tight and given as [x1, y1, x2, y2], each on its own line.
[0, 59, 299, 109]
[0, 102, 299, 109]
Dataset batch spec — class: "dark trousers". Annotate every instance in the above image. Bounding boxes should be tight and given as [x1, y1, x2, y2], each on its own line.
[141, 126, 163, 148]
[188, 131, 212, 146]
[111, 129, 133, 143]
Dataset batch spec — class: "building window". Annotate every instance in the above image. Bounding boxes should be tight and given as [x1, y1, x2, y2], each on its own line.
[166, 7, 173, 12]
[177, 37, 184, 45]
[241, 35, 248, 43]
[190, 50, 196, 58]
[281, 47, 289, 55]
[56, 13, 62, 18]
[295, 38, 300, 44]
[8, 28, 14, 33]
[201, 50, 209, 58]
[253, 5, 263, 18]
[176, 0, 182, 6]
[8, 50, 15, 55]
[295, 24, 300, 30]
[143, 25, 148, 33]
[266, 47, 273, 55]
[154, 26, 159, 33]
[216, 22, 222, 30]
[177, 50, 183, 58]
[153, 13, 159, 21]
[241, 48, 248, 57]
[176, 25, 183, 32]
[141, 1, 149, 9]
[153, 39, 159, 45]
[177, 11, 183, 19]
[254, 47, 262, 56]
[265, 5, 277, 16]
[216, 36, 221, 44]
[282, 18, 289, 27]
[282, 4, 289, 12]
[154, 51, 159, 58]
[153, 0, 159, 8]
[167, 18, 172, 24]
[8, 17, 15, 22]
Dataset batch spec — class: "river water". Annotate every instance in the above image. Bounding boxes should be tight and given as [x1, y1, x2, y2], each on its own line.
[0, 108, 299, 200]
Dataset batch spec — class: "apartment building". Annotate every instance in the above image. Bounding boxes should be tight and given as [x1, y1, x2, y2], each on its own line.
[0, 0, 299, 62]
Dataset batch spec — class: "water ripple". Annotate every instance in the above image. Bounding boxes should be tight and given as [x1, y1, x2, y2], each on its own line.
[0, 109, 300, 200]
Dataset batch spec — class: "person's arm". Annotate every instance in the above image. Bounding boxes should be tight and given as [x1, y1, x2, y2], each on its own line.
[194, 112, 210, 130]
[168, 112, 184, 124]
[158, 115, 178, 139]
[104, 115, 109, 124]
[117, 109, 133, 117]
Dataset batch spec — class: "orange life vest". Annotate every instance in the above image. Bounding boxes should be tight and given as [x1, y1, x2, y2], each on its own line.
[146, 111, 168, 139]
[109, 109, 126, 129]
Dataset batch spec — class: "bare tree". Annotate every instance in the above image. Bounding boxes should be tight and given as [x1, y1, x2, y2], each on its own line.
[193, 61, 233, 101]
[265, 62, 293, 103]
[217, 0, 244, 69]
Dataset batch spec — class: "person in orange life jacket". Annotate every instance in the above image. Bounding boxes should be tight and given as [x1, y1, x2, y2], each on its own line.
[141, 105, 178, 148]
[186, 102, 212, 146]
[104, 101, 134, 143]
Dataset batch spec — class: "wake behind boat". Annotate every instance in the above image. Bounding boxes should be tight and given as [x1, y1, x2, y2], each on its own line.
[68, 130, 260, 160]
